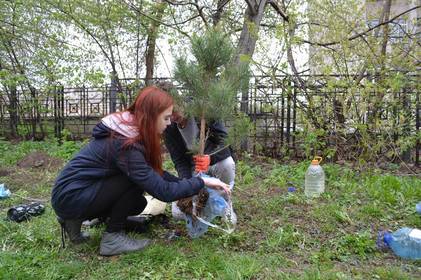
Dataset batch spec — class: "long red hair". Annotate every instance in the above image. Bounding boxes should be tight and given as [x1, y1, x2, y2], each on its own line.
[125, 86, 173, 174]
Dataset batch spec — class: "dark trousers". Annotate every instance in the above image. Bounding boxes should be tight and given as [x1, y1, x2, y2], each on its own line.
[82, 175, 147, 232]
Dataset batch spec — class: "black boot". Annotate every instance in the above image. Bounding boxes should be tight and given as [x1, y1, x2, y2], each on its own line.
[57, 217, 90, 247]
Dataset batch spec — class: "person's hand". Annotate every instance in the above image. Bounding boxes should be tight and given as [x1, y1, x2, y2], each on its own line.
[193, 154, 210, 173]
[201, 177, 231, 195]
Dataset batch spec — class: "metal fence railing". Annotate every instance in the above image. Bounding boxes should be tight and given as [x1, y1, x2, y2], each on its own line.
[0, 75, 419, 164]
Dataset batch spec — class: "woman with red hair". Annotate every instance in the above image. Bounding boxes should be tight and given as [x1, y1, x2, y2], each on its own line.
[51, 86, 229, 256]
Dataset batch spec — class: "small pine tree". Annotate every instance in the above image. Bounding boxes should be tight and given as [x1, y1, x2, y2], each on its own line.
[174, 28, 249, 155]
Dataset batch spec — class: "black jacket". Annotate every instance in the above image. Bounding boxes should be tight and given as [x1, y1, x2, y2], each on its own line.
[163, 120, 231, 179]
[51, 123, 204, 219]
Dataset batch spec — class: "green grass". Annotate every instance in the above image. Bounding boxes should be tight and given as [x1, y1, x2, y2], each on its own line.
[0, 140, 420, 279]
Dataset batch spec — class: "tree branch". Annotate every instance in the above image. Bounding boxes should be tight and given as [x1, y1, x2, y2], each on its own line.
[268, 0, 289, 22]
[244, 0, 256, 15]
[45, 0, 114, 66]
[162, 0, 196, 6]
[193, 0, 209, 28]
[212, 0, 231, 26]
[303, 5, 420, 47]
[124, 0, 194, 38]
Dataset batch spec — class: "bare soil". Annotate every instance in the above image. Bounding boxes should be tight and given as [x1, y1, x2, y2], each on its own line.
[0, 151, 64, 195]
[0, 167, 12, 177]
[16, 151, 64, 171]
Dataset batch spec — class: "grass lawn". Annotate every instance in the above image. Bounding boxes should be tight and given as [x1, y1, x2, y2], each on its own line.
[0, 140, 420, 279]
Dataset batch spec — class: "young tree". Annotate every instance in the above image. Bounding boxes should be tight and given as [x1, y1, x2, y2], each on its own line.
[173, 28, 249, 156]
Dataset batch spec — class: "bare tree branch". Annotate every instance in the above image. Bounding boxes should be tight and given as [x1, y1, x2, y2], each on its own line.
[212, 0, 231, 26]
[124, 0, 196, 38]
[162, 0, 196, 6]
[193, 0, 209, 28]
[268, 0, 288, 22]
[303, 5, 420, 47]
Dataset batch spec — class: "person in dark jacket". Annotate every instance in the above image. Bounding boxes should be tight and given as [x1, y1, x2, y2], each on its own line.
[163, 111, 235, 220]
[51, 86, 230, 256]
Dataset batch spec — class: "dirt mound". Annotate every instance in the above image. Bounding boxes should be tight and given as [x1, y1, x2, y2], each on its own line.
[17, 151, 64, 171]
[0, 167, 12, 177]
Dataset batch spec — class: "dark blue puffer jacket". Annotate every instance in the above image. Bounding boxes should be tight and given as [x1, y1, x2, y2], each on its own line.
[51, 122, 204, 219]
[163, 120, 232, 179]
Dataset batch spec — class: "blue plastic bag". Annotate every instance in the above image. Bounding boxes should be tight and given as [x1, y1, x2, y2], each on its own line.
[0, 183, 11, 199]
[185, 175, 237, 238]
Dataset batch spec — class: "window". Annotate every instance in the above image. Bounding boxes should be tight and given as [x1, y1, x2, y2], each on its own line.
[366, 19, 407, 42]
[367, 19, 382, 37]
[389, 19, 407, 42]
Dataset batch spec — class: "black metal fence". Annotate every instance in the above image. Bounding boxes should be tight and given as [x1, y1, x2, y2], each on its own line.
[0, 75, 419, 164]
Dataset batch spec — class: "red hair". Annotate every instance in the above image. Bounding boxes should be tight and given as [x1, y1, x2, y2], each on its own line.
[125, 86, 173, 174]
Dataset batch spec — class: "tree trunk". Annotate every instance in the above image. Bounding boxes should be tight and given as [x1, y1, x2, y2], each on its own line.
[145, 34, 156, 86]
[379, 0, 392, 73]
[370, 0, 391, 127]
[199, 115, 206, 156]
[234, 1, 267, 151]
[109, 71, 119, 113]
[29, 86, 37, 139]
[135, 17, 142, 80]
[145, 0, 166, 86]
[8, 85, 18, 138]
[234, 0, 267, 113]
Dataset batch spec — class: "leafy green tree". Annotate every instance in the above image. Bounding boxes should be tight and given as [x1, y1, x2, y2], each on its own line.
[275, 0, 420, 163]
[0, 0, 73, 138]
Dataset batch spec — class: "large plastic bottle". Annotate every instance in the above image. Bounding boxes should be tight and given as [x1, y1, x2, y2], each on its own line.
[384, 227, 421, 260]
[304, 156, 325, 198]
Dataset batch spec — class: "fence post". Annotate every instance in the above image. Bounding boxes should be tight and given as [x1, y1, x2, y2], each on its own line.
[240, 77, 251, 152]
[54, 85, 64, 143]
[109, 73, 118, 113]
[9, 85, 19, 138]
[400, 88, 411, 161]
[292, 79, 297, 155]
[286, 79, 291, 146]
[82, 85, 87, 134]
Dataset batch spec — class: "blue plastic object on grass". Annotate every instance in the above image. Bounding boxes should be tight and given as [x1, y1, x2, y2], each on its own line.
[186, 187, 229, 238]
[416, 202, 421, 215]
[383, 227, 421, 260]
[185, 173, 236, 238]
[0, 183, 11, 199]
[287, 187, 296, 192]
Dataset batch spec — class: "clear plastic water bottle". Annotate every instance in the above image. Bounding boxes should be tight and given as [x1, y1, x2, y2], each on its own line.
[304, 156, 325, 198]
[383, 227, 421, 260]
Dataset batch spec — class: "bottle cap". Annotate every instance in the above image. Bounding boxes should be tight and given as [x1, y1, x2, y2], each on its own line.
[383, 232, 393, 246]
[311, 156, 323, 165]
